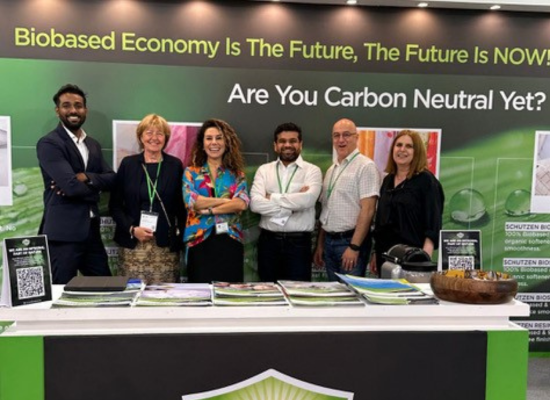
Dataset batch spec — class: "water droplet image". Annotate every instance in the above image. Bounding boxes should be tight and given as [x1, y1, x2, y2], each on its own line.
[450, 188, 487, 223]
[514, 170, 524, 180]
[12, 182, 28, 197]
[505, 189, 531, 216]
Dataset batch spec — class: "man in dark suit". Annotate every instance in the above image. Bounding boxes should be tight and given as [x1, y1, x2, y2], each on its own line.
[37, 84, 116, 284]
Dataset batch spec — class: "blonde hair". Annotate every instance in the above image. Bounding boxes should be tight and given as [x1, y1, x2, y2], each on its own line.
[136, 114, 171, 150]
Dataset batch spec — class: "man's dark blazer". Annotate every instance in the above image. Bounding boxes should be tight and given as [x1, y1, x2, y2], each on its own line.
[109, 152, 186, 252]
[37, 123, 115, 242]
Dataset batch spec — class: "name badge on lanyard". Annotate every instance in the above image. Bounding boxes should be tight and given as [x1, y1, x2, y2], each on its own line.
[215, 222, 229, 234]
[141, 161, 162, 232]
[269, 163, 297, 227]
[140, 210, 159, 232]
[270, 215, 290, 226]
[207, 164, 230, 235]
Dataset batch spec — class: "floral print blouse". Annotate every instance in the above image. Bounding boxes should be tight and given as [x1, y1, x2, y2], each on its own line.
[183, 164, 250, 247]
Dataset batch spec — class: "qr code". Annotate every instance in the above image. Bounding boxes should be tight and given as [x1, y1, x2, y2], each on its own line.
[448, 256, 475, 270]
[16, 266, 46, 299]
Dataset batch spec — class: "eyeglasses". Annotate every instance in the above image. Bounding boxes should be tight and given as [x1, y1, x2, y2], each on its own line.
[332, 131, 357, 140]
[144, 130, 164, 138]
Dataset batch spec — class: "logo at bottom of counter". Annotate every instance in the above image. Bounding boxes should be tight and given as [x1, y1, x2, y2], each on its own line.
[181, 368, 354, 400]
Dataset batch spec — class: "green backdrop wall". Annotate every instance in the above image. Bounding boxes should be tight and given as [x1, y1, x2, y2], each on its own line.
[0, 0, 549, 351]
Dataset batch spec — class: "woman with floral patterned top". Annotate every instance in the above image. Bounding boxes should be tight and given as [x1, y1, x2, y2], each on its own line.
[183, 119, 250, 283]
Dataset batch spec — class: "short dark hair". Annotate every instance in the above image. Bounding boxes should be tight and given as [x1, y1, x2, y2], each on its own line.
[53, 84, 87, 107]
[273, 122, 302, 142]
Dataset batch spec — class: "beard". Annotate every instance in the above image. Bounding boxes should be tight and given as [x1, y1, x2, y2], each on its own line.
[60, 114, 86, 133]
[279, 149, 299, 163]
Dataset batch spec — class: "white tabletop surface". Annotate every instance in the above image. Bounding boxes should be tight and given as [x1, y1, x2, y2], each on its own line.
[0, 285, 530, 337]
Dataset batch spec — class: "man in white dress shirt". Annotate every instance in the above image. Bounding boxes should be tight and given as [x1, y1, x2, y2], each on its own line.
[250, 122, 322, 281]
[314, 118, 380, 281]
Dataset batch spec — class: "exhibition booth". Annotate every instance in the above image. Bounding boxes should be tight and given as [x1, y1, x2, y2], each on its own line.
[0, 0, 548, 399]
[0, 286, 531, 400]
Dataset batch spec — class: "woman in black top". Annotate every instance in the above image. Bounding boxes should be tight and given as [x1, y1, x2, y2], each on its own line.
[109, 114, 186, 283]
[372, 130, 444, 276]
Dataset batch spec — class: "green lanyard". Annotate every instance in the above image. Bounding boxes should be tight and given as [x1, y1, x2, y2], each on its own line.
[327, 152, 360, 200]
[143, 161, 162, 212]
[276, 163, 299, 194]
[206, 164, 218, 198]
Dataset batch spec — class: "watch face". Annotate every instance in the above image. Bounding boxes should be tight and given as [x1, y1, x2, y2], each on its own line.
[349, 244, 360, 251]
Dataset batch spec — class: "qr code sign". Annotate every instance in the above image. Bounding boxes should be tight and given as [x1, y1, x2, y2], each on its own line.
[16, 266, 46, 299]
[448, 256, 475, 270]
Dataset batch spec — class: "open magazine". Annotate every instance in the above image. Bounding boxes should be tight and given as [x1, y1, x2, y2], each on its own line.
[135, 283, 211, 306]
[52, 279, 144, 308]
[278, 280, 364, 307]
[336, 274, 438, 305]
[212, 282, 288, 306]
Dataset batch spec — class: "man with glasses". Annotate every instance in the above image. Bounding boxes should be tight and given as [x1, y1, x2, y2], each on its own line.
[314, 118, 380, 281]
[250, 122, 322, 281]
[37, 84, 115, 283]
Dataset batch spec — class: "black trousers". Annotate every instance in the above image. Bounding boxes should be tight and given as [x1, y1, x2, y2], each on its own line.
[257, 229, 312, 282]
[187, 234, 244, 283]
[49, 218, 111, 284]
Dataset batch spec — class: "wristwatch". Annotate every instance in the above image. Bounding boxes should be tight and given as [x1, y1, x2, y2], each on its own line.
[349, 243, 360, 251]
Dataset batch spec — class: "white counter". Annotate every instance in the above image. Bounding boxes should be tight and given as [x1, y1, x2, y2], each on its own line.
[0, 285, 530, 336]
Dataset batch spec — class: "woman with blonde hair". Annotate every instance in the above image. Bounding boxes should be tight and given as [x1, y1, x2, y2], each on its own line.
[110, 114, 186, 283]
[183, 119, 249, 283]
[372, 130, 444, 276]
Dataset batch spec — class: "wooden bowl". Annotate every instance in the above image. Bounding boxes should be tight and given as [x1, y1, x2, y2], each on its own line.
[430, 270, 518, 304]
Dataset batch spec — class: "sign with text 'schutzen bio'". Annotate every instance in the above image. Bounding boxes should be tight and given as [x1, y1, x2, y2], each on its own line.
[0, 235, 52, 307]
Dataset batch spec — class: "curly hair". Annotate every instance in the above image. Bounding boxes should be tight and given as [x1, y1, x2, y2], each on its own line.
[190, 119, 245, 175]
[385, 130, 429, 178]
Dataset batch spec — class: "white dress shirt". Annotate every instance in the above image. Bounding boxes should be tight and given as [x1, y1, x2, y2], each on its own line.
[250, 155, 322, 232]
[63, 125, 89, 168]
[319, 149, 380, 233]
[63, 125, 93, 216]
